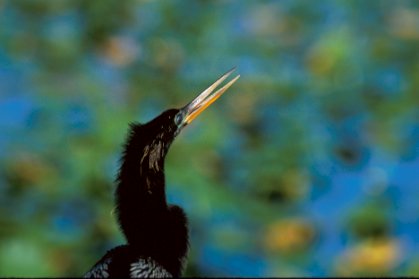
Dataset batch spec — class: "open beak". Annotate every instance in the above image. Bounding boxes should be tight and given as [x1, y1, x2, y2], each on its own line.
[179, 68, 240, 127]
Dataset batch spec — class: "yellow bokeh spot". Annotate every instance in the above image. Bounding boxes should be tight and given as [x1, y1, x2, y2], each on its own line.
[336, 239, 401, 276]
[264, 218, 315, 254]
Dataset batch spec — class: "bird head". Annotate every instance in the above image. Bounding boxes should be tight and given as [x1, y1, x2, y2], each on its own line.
[137, 68, 240, 161]
[174, 67, 240, 133]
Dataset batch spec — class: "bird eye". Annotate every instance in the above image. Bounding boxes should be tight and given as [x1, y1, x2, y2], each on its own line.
[174, 112, 183, 127]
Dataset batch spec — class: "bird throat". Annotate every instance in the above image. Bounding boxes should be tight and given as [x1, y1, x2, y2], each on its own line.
[139, 140, 167, 195]
[141, 140, 165, 173]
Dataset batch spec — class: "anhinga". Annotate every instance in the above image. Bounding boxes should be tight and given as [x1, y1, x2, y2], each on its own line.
[84, 69, 240, 278]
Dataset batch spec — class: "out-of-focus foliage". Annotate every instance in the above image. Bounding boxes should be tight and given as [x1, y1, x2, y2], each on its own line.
[0, 0, 418, 277]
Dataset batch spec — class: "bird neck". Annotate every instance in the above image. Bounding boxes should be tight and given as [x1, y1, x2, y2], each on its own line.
[114, 123, 189, 277]
[115, 123, 169, 243]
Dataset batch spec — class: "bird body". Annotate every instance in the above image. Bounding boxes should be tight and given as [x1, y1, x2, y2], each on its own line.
[84, 69, 239, 278]
[84, 245, 173, 278]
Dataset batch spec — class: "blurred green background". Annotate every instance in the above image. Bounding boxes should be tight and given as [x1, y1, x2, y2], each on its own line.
[1, 0, 419, 277]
